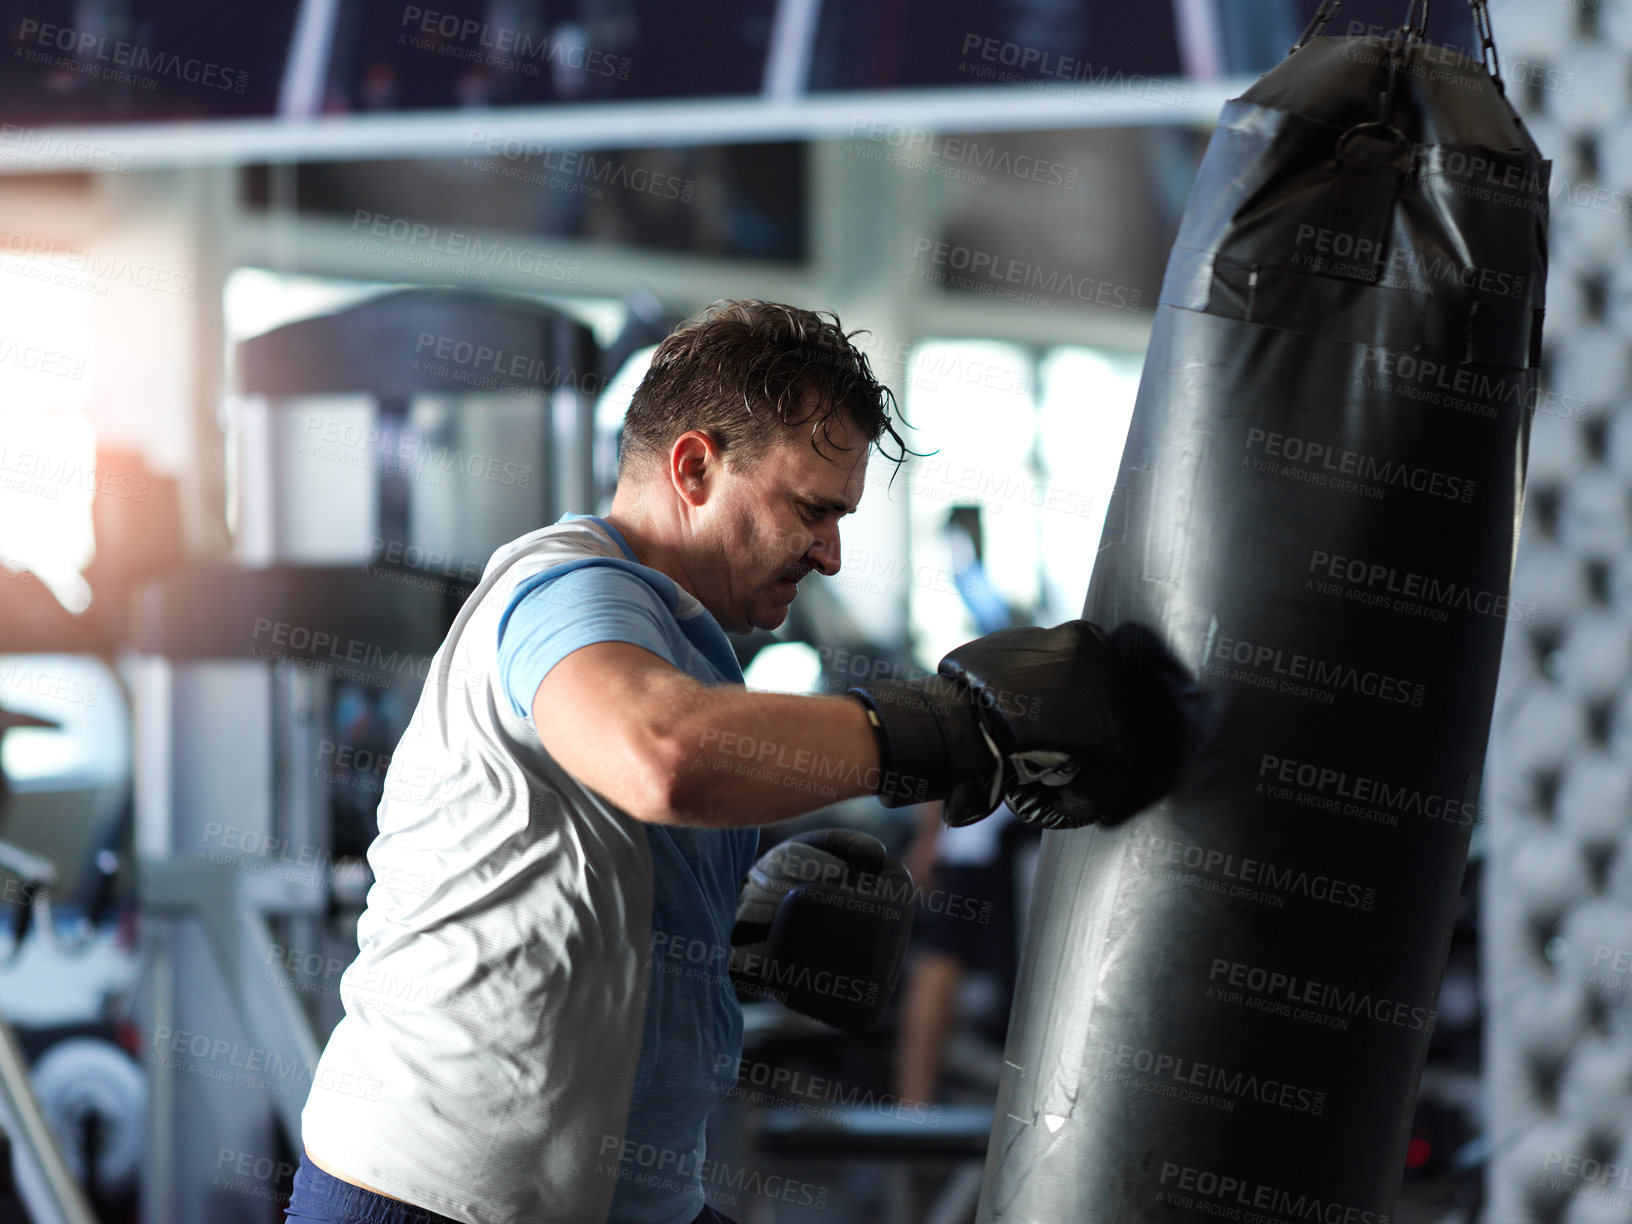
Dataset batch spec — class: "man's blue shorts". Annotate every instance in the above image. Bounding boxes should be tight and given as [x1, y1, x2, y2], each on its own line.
[283, 1151, 741, 1224]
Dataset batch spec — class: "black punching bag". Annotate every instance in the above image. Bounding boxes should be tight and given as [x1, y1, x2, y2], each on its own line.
[978, 18, 1547, 1224]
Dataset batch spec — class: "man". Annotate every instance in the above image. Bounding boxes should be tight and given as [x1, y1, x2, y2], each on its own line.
[287, 300, 1149, 1224]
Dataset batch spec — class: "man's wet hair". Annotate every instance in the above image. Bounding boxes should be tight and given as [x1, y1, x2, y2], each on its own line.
[618, 299, 923, 483]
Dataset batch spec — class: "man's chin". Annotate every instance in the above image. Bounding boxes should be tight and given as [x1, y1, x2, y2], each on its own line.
[747, 604, 790, 633]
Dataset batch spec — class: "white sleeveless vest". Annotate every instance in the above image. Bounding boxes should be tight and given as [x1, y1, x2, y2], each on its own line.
[301, 517, 736, 1224]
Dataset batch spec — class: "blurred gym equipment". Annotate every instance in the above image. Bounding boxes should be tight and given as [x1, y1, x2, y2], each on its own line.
[131, 287, 601, 1223]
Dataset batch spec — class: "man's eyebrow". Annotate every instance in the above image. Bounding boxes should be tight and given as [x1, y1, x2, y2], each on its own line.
[800, 493, 857, 516]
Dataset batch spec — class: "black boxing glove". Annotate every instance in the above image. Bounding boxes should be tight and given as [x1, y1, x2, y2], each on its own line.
[979, 623, 1214, 835]
[728, 829, 914, 1030]
[849, 620, 1146, 828]
[1000, 622, 1208, 830]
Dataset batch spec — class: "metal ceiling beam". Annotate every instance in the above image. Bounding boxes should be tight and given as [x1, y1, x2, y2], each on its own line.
[0, 79, 1252, 175]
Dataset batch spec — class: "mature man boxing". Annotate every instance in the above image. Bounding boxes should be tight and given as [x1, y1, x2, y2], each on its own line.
[287, 299, 1168, 1224]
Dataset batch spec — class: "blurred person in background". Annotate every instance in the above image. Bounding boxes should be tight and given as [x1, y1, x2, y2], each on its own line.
[895, 799, 1039, 1105]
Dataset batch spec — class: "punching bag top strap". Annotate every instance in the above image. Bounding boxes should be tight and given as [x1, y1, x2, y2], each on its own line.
[1289, 0, 1506, 94]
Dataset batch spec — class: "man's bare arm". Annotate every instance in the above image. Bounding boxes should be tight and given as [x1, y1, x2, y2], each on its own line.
[530, 641, 888, 828]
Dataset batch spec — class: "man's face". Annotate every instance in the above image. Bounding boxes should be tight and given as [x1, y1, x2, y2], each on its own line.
[695, 414, 868, 634]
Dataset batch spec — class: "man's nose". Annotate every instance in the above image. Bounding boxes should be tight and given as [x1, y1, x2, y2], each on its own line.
[808, 526, 841, 577]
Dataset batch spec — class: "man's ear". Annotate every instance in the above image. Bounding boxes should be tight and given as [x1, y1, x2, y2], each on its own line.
[670, 430, 718, 508]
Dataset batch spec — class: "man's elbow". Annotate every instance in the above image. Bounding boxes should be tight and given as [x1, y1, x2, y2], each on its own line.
[623, 730, 706, 826]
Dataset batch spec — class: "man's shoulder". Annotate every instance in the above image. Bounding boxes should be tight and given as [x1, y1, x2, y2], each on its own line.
[485, 517, 624, 578]
[487, 522, 687, 633]
[489, 518, 718, 625]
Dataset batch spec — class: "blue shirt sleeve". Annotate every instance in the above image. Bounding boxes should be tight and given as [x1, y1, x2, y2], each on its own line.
[497, 562, 684, 720]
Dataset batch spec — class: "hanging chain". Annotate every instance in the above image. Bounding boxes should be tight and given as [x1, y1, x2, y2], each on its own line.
[1290, 0, 1505, 92]
[1468, 0, 1506, 92]
[1290, 0, 1346, 54]
[1384, 0, 1432, 112]
[1403, 0, 1431, 41]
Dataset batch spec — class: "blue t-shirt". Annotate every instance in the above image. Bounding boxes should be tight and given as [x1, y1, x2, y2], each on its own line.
[496, 513, 758, 1224]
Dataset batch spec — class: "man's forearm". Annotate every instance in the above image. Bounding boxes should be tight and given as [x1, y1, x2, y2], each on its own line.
[660, 688, 919, 828]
